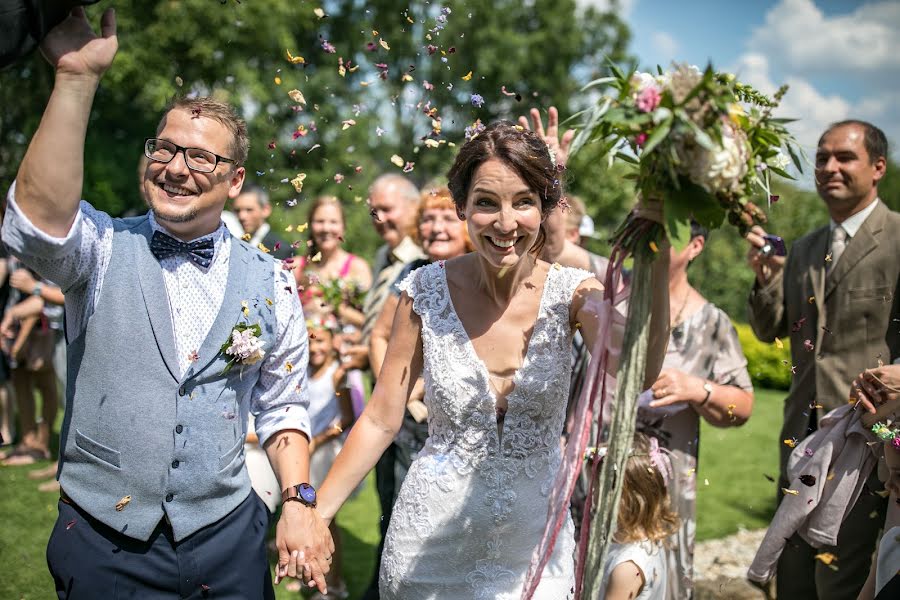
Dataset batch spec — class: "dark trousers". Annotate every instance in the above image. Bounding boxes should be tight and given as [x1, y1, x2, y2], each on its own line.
[47, 492, 274, 599]
[776, 470, 887, 600]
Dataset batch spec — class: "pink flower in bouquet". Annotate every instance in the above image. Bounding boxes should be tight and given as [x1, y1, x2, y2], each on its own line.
[636, 86, 661, 113]
[635, 133, 648, 147]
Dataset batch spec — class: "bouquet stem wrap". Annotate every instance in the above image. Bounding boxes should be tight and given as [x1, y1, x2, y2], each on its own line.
[522, 217, 658, 599]
[578, 244, 655, 599]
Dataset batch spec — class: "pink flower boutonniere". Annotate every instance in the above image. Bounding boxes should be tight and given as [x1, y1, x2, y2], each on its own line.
[220, 323, 265, 374]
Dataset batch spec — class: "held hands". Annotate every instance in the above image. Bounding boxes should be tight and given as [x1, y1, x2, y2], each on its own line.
[650, 368, 707, 408]
[40, 7, 118, 80]
[745, 225, 785, 286]
[274, 502, 335, 593]
[518, 107, 575, 169]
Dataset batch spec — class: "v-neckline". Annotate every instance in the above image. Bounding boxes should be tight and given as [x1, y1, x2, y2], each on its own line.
[440, 262, 556, 411]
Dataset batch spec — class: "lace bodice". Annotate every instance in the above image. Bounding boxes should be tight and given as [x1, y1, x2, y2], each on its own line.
[380, 261, 593, 599]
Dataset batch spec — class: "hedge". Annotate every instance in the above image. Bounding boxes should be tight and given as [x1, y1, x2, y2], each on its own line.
[733, 321, 792, 391]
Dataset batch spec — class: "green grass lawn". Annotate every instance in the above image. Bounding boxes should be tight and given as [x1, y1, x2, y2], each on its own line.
[0, 388, 784, 598]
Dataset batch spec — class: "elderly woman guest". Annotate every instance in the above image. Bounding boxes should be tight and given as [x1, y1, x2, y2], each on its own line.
[315, 121, 670, 598]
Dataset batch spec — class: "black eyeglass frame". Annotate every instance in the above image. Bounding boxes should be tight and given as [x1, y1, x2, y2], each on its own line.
[144, 138, 237, 173]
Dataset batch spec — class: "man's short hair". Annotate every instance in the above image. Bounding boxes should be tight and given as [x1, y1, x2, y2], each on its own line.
[369, 174, 420, 205]
[161, 97, 249, 166]
[238, 183, 270, 208]
[820, 120, 888, 164]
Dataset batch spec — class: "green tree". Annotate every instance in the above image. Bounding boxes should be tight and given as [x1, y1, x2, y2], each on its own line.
[0, 0, 634, 262]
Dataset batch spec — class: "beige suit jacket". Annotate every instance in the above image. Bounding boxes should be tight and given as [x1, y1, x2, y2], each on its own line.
[748, 200, 900, 479]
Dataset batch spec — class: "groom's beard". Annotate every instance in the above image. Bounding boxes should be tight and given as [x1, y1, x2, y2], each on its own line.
[149, 196, 199, 224]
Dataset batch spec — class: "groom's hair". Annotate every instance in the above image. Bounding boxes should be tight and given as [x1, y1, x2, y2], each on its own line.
[159, 97, 249, 167]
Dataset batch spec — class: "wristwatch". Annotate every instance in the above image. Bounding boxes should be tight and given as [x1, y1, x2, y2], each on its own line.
[699, 381, 713, 407]
[282, 482, 317, 508]
[31, 283, 43, 297]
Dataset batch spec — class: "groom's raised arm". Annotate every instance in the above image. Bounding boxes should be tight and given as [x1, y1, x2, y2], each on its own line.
[14, 7, 117, 238]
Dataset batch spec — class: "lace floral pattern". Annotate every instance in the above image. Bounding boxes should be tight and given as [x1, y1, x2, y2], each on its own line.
[379, 262, 591, 599]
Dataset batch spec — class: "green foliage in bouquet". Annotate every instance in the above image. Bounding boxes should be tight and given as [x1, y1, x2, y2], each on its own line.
[570, 62, 804, 249]
[318, 278, 368, 313]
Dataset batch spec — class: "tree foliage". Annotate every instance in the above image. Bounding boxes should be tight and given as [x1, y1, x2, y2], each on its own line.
[0, 0, 633, 260]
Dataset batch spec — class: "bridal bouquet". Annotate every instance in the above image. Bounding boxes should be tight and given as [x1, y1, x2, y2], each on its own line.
[570, 63, 803, 246]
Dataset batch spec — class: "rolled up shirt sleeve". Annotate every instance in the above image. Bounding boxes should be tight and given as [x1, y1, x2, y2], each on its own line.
[251, 265, 312, 448]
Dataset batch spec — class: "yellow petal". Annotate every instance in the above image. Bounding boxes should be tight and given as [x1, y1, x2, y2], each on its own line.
[774, 337, 784, 349]
[116, 495, 132, 511]
[285, 49, 305, 64]
[290, 173, 307, 193]
[274, 76, 282, 85]
[241, 233, 252, 242]
[380, 38, 390, 50]
[390, 154, 405, 168]
[461, 71, 473, 81]
[313, 7, 325, 18]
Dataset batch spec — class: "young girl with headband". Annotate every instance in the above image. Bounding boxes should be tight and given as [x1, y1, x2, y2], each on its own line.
[597, 432, 679, 600]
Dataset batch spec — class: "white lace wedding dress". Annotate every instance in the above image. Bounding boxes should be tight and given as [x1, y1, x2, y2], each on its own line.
[380, 261, 592, 599]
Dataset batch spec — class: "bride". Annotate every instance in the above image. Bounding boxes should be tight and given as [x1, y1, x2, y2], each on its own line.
[315, 117, 669, 599]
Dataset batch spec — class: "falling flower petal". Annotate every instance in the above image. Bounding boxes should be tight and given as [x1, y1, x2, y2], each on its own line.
[288, 89, 306, 105]
[390, 154, 405, 168]
[285, 49, 305, 64]
[115, 495, 132, 511]
[290, 173, 307, 193]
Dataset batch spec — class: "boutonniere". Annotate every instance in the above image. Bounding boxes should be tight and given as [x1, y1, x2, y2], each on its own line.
[220, 322, 266, 374]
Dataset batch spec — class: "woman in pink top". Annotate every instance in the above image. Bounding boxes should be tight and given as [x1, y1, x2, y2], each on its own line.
[295, 195, 372, 330]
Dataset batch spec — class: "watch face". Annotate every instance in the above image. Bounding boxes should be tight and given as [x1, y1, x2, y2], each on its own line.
[298, 483, 317, 504]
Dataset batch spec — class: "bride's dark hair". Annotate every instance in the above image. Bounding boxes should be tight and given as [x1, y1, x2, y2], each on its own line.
[446, 121, 563, 255]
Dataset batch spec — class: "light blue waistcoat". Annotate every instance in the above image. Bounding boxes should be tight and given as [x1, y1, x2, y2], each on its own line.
[59, 216, 277, 541]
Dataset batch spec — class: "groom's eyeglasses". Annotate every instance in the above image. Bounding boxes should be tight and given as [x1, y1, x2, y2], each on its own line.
[144, 138, 236, 173]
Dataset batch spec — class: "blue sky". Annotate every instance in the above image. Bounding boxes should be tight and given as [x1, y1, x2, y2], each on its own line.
[581, 0, 900, 167]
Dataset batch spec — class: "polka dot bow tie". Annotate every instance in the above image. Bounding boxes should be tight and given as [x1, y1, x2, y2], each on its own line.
[150, 230, 216, 268]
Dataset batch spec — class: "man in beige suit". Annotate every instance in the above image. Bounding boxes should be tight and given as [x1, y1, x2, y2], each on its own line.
[746, 120, 900, 599]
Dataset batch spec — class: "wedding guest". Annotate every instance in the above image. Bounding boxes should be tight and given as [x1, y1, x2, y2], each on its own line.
[642, 222, 754, 599]
[746, 120, 899, 599]
[0, 263, 64, 467]
[360, 175, 423, 343]
[0, 249, 12, 449]
[233, 182, 292, 260]
[597, 433, 678, 600]
[316, 120, 670, 598]
[358, 174, 423, 600]
[1, 9, 331, 596]
[301, 313, 355, 600]
[852, 364, 900, 600]
[295, 195, 371, 330]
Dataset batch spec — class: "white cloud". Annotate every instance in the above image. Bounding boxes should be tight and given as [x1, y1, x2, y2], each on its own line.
[651, 31, 679, 60]
[575, 0, 636, 18]
[749, 0, 900, 73]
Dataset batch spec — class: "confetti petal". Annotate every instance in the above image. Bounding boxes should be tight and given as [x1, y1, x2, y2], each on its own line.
[115, 495, 132, 511]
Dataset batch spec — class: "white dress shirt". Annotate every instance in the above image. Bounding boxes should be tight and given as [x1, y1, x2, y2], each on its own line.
[829, 198, 879, 238]
[1, 181, 310, 446]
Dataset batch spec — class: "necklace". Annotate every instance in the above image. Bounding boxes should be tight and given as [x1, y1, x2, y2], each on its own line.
[670, 287, 691, 328]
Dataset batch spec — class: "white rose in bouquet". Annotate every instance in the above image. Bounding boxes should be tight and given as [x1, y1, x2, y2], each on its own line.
[630, 72, 659, 92]
[679, 125, 749, 194]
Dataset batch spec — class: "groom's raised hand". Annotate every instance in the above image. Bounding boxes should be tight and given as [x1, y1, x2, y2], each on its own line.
[40, 6, 117, 80]
[274, 502, 334, 593]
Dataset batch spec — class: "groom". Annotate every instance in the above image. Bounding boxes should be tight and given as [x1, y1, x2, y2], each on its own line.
[1, 8, 333, 598]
